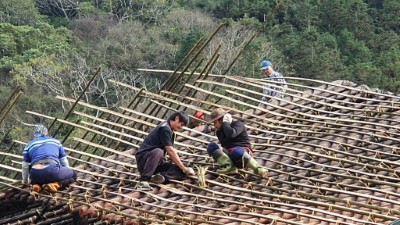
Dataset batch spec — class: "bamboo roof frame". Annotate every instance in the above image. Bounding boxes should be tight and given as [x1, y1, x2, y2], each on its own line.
[3, 73, 400, 223]
[2, 19, 400, 225]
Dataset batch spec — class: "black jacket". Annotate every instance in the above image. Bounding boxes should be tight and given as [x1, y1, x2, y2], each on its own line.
[136, 121, 174, 155]
[216, 120, 251, 149]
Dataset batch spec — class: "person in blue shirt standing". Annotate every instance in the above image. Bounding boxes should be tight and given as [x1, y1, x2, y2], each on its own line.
[260, 59, 287, 102]
[22, 124, 76, 192]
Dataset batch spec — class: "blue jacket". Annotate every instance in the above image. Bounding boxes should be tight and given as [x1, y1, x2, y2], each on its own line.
[23, 136, 66, 165]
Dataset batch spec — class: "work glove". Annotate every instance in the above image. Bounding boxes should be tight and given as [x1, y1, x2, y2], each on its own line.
[223, 113, 232, 124]
[184, 167, 196, 176]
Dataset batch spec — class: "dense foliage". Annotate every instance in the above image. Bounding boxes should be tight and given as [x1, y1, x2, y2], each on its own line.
[0, 0, 399, 141]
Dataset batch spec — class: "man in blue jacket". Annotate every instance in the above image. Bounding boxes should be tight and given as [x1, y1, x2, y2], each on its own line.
[22, 125, 76, 192]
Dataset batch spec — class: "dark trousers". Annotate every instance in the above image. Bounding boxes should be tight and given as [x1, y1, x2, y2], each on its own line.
[135, 148, 185, 182]
[30, 164, 77, 187]
[226, 146, 251, 168]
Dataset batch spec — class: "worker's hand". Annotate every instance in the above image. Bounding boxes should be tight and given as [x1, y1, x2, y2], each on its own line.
[223, 113, 232, 124]
[184, 167, 196, 176]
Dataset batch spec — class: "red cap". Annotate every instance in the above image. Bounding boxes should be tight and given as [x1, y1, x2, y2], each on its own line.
[194, 111, 205, 120]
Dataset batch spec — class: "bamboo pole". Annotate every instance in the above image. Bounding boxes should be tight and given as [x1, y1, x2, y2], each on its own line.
[159, 44, 221, 120]
[2, 134, 394, 224]
[72, 88, 144, 163]
[0, 91, 23, 126]
[138, 36, 206, 127]
[283, 76, 400, 102]
[138, 69, 400, 110]
[0, 86, 20, 119]
[55, 87, 400, 164]
[112, 82, 400, 161]
[155, 57, 207, 131]
[25, 111, 137, 148]
[202, 77, 400, 119]
[143, 25, 225, 127]
[160, 36, 205, 92]
[239, 76, 400, 110]
[25, 109, 207, 157]
[0, 182, 186, 225]
[162, 91, 400, 163]
[164, 24, 225, 92]
[0, 126, 14, 165]
[50, 67, 101, 137]
[208, 0, 285, 106]
[186, 83, 400, 131]
[256, 148, 400, 188]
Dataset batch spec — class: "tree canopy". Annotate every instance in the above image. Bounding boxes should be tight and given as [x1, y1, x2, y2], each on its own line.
[0, 0, 399, 139]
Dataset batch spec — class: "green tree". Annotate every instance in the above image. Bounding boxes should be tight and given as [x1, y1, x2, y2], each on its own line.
[313, 0, 374, 43]
[377, 0, 400, 33]
[209, 0, 273, 21]
[77, 0, 175, 23]
[376, 46, 400, 93]
[0, 22, 77, 83]
[338, 29, 372, 66]
[273, 26, 342, 80]
[0, 0, 42, 26]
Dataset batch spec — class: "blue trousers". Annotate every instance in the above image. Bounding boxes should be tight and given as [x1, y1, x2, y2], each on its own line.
[207, 143, 251, 168]
[30, 163, 76, 185]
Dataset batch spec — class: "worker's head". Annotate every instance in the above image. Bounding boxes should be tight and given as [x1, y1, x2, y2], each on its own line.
[260, 60, 273, 76]
[168, 111, 189, 131]
[208, 108, 227, 130]
[33, 124, 48, 138]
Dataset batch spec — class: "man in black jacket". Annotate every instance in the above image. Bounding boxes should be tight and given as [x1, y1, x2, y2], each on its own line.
[207, 108, 267, 177]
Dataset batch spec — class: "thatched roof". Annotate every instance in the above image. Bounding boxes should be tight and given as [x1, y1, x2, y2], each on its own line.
[1, 69, 400, 225]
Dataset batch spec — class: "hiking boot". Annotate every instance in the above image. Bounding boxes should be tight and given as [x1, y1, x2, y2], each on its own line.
[43, 182, 61, 192]
[135, 181, 152, 191]
[150, 174, 165, 184]
[32, 184, 42, 193]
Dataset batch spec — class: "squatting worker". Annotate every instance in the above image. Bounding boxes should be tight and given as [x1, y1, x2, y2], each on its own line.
[206, 108, 267, 177]
[135, 111, 196, 190]
[22, 124, 76, 192]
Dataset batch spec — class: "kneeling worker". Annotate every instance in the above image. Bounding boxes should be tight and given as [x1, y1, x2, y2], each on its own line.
[22, 125, 77, 192]
[207, 108, 267, 177]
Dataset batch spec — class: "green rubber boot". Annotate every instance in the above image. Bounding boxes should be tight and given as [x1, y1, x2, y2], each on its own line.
[215, 153, 238, 174]
[247, 158, 268, 177]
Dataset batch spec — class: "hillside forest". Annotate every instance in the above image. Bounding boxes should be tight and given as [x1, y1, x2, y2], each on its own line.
[0, 0, 399, 142]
